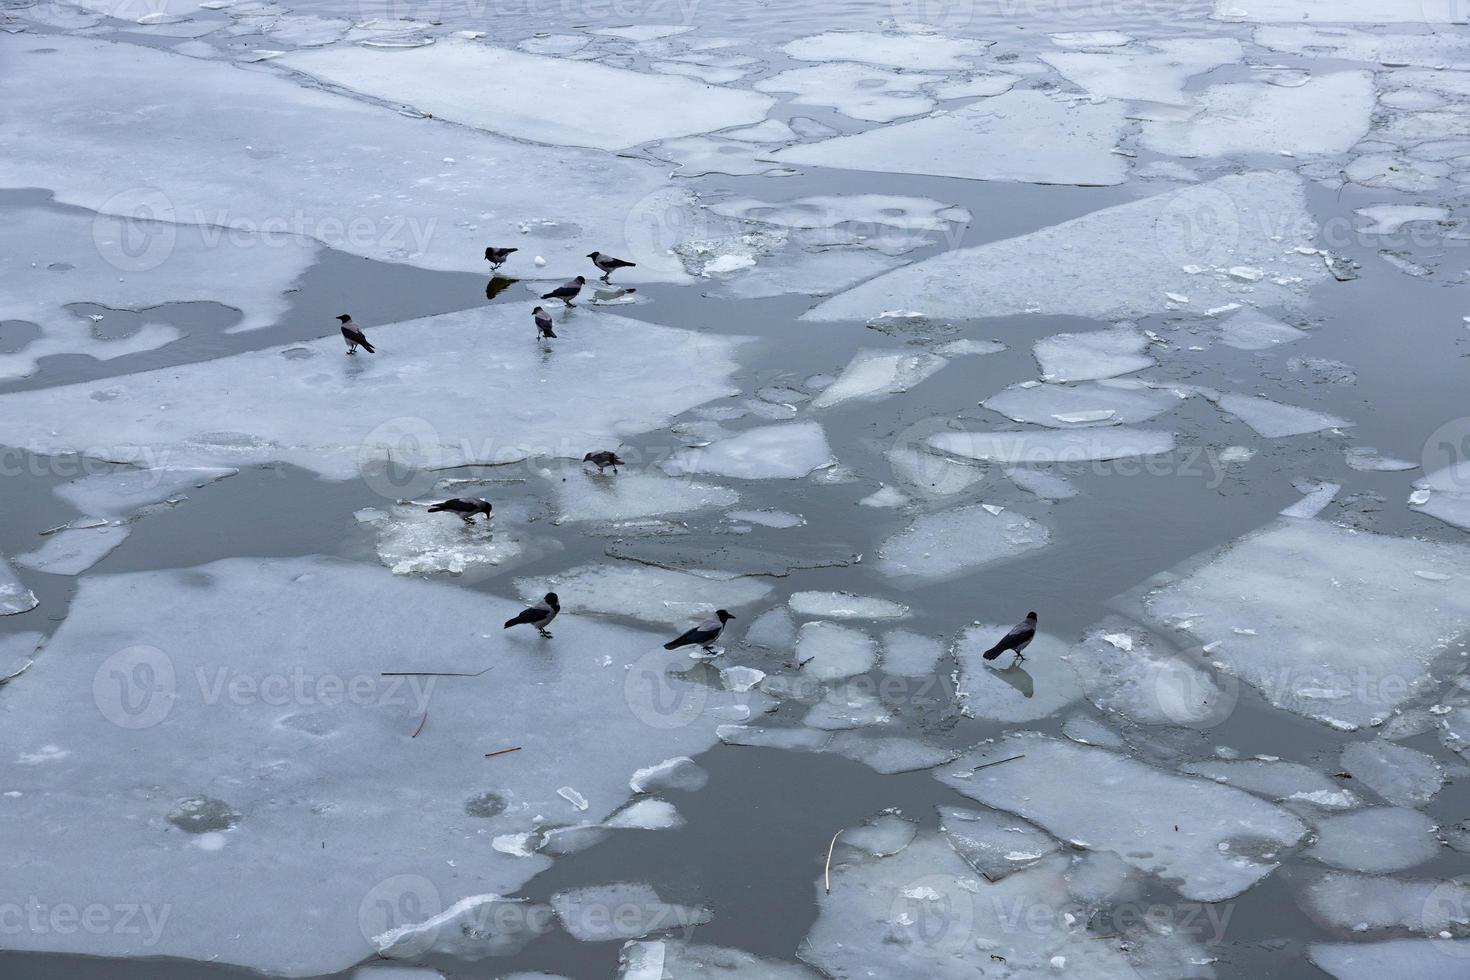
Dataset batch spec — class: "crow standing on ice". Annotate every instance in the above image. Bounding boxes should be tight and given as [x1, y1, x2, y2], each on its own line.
[484, 246, 518, 270]
[587, 251, 636, 283]
[533, 306, 557, 340]
[337, 314, 374, 354]
[504, 593, 560, 638]
[541, 276, 585, 307]
[583, 450, 624, 474]
[664, 610, 735, 654]
[427, 497, 493, 524]
[983, 612, 1037, 664]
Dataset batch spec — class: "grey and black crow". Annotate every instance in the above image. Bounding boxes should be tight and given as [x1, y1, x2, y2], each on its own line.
[427, 497, 493, 524]
[337, 314, 374, 354]
[983, 612, 1037, 664]
[583, 450, 624, 474]
[533, 306, 557, 339]
[587, 251, 636, 283]
[540, 276, 585, 307]
[484, 246, 518, 270]
[663, 609, 735, 654]
[504, 592, 559, 638]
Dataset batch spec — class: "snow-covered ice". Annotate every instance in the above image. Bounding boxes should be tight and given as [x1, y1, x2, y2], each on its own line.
[1310, 939, 1470, 979]
[938, 734, 1307, 901]
[1141, 73, 1374, 158]
[552, 470, 738, 524]
[797, 621, 878, 680]
[754, 63, 939, 123]
[1307, 808, 1439, 872]
[1340, 740, 1444, 807]
[1039, 38, 1243, 105]
[359, 505, 523, 576]
[781, 30, 990, 69]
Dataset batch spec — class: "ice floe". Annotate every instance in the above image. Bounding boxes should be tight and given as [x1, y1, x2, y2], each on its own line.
[1217, 309, 1308, 350]
[1214, 393, 1349, 437]
[1281, 480, 1341, 519]
[0, 34, 695, 280]
[773, 91, 1127, 186]
[663, 422, 834, 480]
[516, 564, 771, 627]
[810, 350, 947, 409]
[1340, 740, 1444, 807]
[877, 504, 1050, 581]
[1310, 939, 1470, 979]
[825, 734, 957, 773]
[955, 624, 1083, 721]
[797, 621, 878, 680]
[1182, 759, 1359, 809]
[788, 592, 909, 620]
[1302, 872, 1470, 933]
[0, 556, 749, 973]
[805, 172, 1325, 322]
[551, 882, 710, 941]
[0, 306, 740, 481]
[879, 630, 945, 676]
[938, 734, 1307, 901]
[552, 470, 738, 524]
[1034, 324, 1154, 382]
[939, 805, 1058, 879]
[0, 206, 313, 379]
[1039, 38, 1243, 105]
[13, 524, 130, 576]
[1307, 808, 1439, 872]
[930, 428, 1176, 464]
[755, 63, 939, 123]
[781, 30, 990, 69]
[0, 555, 39, 615]
[1135, 519, 1470, 730]
[984, 379, 1182, 428]
[357, 505, 523, 576]
[1072, 626, 1234, 727]
[280, 40, 772, 151]
[53, 466, 237, 518]
[1141, 72, 1374, 158]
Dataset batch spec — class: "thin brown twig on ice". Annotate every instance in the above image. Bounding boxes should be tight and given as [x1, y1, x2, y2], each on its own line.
[484, 746, 522, 759]
[411, 711, 427, 738]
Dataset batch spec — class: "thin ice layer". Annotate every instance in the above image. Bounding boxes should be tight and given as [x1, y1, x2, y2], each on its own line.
[805, 172, 1324, 322]
[1215, 393, 1349, 437]
[773, 91, 1127, 186]
[1136, 519, 1470, 730]
[0, 556, 749, 974]
[1310, 939, 1470, 979]
[877, 504, 1050, 581]
[0, 207, 314, 379]
[281, 40, 772, 151]
[662, 423, 834, 480]
[810, 350, 947, 409]
[553, 470, 738, 524]
[0, 306, 741, 481]
[984, 381, 1182, 427]
[1034, 325, 1153, 381]
[1307, 808, 1439, 873]
[937, 734, 1307, 901]
[13, 525, 131, 576]
[0, 34, 692, 280]
[54, 467, 238, 518]
[1039, 38, 1244, 105]
[516, 564, 771, 627]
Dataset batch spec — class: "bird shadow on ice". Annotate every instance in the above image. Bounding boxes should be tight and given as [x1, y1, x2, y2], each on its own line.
[987, 661, 1035, 699]
[485, 275, 517, 301]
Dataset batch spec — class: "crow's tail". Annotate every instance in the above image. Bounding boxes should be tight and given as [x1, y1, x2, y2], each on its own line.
[359, 339, 376, 353]
[427, 503, 447, 513]
[982, 644, 1005, 661]
[663, 639, 682, 650]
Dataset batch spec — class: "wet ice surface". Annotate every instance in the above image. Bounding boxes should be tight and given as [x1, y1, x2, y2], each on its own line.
[5, 5, 1470, 979]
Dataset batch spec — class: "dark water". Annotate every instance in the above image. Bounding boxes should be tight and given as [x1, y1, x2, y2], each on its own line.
[3, 3, 1470, 979]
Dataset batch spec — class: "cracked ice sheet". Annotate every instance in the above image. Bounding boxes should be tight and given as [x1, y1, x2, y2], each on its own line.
[516, 564, 771, 627]
[280, 40, 772, 151]
[938, 734, 1307, 901]
[804, 171, 1325, 322]
[0, 207, 314, 380]
[1039, 37, 1243, 105]
[0, 35, 691, 281]
[0, 306, 742, 481]
[1141, 72, 1374, 158]
[754, 63, 940, 123]
[1132, 519, 1470, 730]
[802, 831, 1214, 979]
[772, 90, 1127, 186]
[0, 556, 751, 975]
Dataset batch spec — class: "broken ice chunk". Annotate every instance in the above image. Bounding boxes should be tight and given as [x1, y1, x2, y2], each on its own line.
[551, 883, 711, 942]
[939, 805, 1059, 880]
[788, 592, 908, 620]
[877, 504, 1050, 581]
[1302, 873, 1470, 934]
[984, 379, 1181, 427]
[930, 428, 1175, 464]
[1340, 740, 1443, 807]
[1214, 393, 1350, 437]
[781, 30, 990, 70]
[879, 630, 945, 677]
[1035, 324, 1153, 382]
[663, 422, 834, 480]
[809, 350, 947, 409]
[1217, 309, 1308, 350]
[839, 814, 918, 856]
[1280, 481, 1340, 519]
[554, 470, 738, 524]
[13, 524, 130, 576]
[797, 622, 877, 680]
[0, 555, 37, 616]
[955, 624, 1082, 722]
[1310, 938, 1470, 980]
[1307, 808, 1439, 873]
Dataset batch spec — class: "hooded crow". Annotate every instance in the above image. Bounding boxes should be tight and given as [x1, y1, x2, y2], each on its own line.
[588, 251, 636, 282]
[337, 314, 374, 354]
[504, 592, 559, 638]
[541, 276, 585, 307]
[427, 497, 493, 524]
[583, 450, 625, 474]
[533, 306, 557, 340]
[484, 246, 518, 270]
[983, 612, 1037, 664]
[663, 609, 735, 654]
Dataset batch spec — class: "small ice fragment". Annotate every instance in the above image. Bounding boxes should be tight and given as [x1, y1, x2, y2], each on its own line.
[557, 786, 589, 811]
